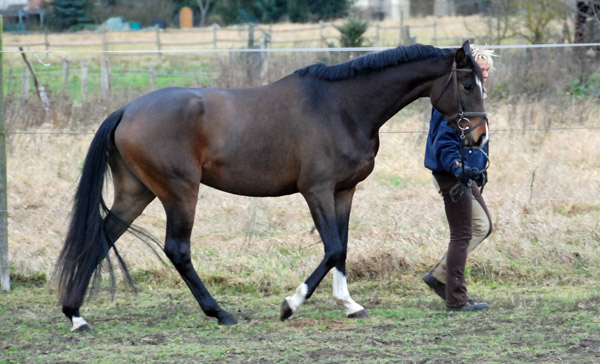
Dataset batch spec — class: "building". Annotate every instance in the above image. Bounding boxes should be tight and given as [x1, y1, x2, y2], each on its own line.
[354, 0, 457, 19]
[0, 0, 51, 29]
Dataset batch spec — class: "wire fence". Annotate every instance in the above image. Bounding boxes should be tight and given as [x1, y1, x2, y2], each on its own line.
[2, 42, 600, 217]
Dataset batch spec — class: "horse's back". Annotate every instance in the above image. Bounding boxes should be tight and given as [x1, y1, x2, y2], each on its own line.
[113, 83, 313, 197]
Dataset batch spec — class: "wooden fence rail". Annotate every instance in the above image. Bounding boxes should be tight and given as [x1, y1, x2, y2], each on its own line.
[3, 17, 491, 54]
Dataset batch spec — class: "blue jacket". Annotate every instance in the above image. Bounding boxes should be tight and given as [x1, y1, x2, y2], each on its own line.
[424, 108, 488, 179]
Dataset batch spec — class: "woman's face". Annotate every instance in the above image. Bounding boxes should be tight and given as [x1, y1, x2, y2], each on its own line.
[476, 59, 491, 87]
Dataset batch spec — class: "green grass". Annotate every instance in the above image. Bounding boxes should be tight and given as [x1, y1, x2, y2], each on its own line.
[3, 58, 218, 103]
[1, 280, 599, 363]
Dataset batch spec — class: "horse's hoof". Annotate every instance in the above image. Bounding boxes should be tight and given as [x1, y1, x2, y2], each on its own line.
[218, 314, 238, 326]
[71, 323, 91, 333]
[280, 299, 293, 321]
[347, 310, 369, 319]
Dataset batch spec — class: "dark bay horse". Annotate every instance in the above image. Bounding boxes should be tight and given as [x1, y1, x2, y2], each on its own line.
[55, 41, 487, 332]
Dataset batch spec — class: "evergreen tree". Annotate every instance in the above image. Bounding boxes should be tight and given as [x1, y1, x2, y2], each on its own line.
[288, 0, 309, 22]
[49, 0, 93, 31]
[308, 0, 350, 20]
[335, 17, 369, 47]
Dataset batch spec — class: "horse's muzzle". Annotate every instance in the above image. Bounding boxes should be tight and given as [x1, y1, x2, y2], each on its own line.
[461, 118, 488, 149]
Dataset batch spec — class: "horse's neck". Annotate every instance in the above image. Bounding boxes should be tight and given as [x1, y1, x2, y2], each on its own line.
[331, 56, 450, 132]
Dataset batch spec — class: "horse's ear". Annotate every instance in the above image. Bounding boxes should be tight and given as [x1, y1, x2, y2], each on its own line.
[455, 40, 471, 67]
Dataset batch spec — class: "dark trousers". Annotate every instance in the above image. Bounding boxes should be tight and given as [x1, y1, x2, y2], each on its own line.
[433, 172, 492, 308]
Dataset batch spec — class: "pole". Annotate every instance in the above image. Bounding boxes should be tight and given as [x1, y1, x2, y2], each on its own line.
[0, 16, 10, 292]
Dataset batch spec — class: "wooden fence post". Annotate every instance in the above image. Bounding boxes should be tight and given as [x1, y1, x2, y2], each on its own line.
[102, 28, 107, 52]
[155, 27, 162, 60]
[402, 25, 411, 45]
[0, 16, 10, 292]
[213, 24, 218, 49]
[81, 60, 88, 102]
[61, 58, 69, 95]
[248, 23, 255, 48]
[100, 56, 110, 98]
[19, 47, 49, 112]
[320, 20, 324, 48]
[149, 65, 156, 90]
[21, 67, 30, 102]
[399, 10, 404, 45]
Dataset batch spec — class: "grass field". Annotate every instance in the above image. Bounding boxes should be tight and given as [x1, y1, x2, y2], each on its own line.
[2, 281, 600, 363]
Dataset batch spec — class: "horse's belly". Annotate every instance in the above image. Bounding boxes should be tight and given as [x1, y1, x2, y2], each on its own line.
[200, 168, 298, 197]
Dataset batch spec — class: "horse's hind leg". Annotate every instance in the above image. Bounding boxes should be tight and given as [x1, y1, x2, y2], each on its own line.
[159, 180, 237, 326]
[63, 160, 155, 332]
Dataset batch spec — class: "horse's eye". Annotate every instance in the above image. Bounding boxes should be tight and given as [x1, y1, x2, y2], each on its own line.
[463, 83, 473, 92]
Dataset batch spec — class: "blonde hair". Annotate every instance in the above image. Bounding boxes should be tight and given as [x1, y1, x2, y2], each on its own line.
[470, 44, 495, 70]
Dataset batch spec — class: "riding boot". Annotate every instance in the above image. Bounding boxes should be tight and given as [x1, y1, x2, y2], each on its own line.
[445, 239, 469, 308]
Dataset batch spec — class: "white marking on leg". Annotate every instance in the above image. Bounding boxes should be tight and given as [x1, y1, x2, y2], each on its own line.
[333, 268, 364, 315]
[285, 283, 308, 313]
[71, 316, 89, 332]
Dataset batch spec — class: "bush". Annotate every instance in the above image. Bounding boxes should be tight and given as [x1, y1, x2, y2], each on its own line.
[570, 73, 600, 98]
[334, 17, 370, 48]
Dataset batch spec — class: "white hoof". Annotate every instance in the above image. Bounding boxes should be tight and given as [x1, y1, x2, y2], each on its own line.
[71, 316, 91, 332]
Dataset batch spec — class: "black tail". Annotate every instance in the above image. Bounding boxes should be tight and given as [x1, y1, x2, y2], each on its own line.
[54, 107, 129, 309]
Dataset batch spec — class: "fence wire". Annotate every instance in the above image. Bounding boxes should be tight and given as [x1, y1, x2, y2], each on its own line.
[3, 43, 600, 215]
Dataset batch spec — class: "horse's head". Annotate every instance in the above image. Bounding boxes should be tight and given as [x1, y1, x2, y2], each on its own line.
[430, 40, 488, 149]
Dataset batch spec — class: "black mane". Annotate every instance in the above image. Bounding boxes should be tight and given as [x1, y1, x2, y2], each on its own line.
[295, 44, 455, 81]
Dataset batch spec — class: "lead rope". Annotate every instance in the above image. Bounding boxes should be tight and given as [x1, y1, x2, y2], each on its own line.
[450, 130, 473, 202]
[449, 137, 490, 202]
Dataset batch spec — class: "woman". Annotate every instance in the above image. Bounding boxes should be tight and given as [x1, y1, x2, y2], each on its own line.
[422, 45, 495, 311]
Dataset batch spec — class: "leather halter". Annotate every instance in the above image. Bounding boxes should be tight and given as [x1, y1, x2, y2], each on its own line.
[435, 60, 488, 148]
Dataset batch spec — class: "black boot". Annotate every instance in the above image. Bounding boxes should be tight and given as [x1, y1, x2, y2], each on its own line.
[422, 272, 446, 300]
[446, 299, 489, 312]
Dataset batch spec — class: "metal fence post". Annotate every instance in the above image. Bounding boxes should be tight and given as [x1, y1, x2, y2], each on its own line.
[0, 16, 10, 292]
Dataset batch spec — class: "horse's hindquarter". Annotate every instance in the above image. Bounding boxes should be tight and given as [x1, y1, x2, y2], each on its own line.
[114, 86, 306, 197]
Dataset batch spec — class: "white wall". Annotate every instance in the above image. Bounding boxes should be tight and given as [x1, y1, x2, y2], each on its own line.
[434, 0, 456, 17]
[354, 0, 411, 19]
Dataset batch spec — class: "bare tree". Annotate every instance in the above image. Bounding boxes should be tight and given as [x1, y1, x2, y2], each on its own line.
[512, 0, 570, 44]
[575, 0, 600, 43]
[479, 0, 518, 45]
[478, 0, 569, 45]
[196, 0, 211, 27]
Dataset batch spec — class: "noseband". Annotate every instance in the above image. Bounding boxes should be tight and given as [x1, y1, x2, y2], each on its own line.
[436, 60, 488, 146]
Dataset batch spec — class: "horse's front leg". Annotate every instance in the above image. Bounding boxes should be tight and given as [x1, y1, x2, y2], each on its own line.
[332, 188, 368, 318]
[280, 186, 366, 320]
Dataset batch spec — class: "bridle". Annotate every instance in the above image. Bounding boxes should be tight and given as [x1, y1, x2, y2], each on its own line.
[435, 60, 489, 149]
[434, 60, 491, 201]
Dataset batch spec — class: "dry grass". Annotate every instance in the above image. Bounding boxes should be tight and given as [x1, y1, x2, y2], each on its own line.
[6, 91, 600, 293]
